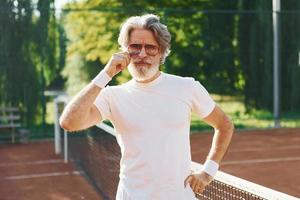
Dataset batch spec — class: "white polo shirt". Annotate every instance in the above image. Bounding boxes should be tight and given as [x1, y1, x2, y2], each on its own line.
[94, 72, 216, 200]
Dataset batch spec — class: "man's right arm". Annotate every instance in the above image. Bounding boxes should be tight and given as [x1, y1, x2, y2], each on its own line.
[59, 83, 103, 132]
[59, 52, 130, 132]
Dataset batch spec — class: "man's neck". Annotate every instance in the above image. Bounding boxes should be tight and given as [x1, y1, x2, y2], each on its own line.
[136, 70, 161, 84]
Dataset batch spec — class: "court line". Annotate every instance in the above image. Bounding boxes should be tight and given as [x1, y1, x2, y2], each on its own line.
[227, 145, 300, 153]
[192, 145, 300, 154]
[3, 171, 82, 180]
[0, 159, 64, 167]
[222, 156, 300, 165]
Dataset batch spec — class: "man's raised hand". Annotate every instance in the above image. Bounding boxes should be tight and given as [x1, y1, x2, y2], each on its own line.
[104, 52, 130, 78]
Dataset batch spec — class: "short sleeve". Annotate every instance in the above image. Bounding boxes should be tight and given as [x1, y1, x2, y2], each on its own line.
[93, 86, 112, 121]
[190, 79, 216, 118]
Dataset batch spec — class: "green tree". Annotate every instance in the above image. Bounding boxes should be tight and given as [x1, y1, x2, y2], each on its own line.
[61, 0, 300, 113]
[281, 0, 300, 111]
[0, 0, 64, 126]
[62, 0, 242, 95]
[62, 0, 122, 95]
[0, 0, 39, 125]
[239, 0, 300, 112]
[238, 0, 273, 111]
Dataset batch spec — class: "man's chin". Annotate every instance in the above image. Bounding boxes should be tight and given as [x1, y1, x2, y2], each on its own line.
[129, 70, 153, 82]
[128, 63, 159, 81]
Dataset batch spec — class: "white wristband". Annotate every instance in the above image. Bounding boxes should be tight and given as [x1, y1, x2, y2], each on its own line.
[91, 70, 112, 88]
[202, 160, 219, 177]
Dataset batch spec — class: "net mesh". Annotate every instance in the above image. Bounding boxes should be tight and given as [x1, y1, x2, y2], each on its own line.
[196, 180, 265, 200]
[68, 126, 120, 199]
[67, 124, 297, 200]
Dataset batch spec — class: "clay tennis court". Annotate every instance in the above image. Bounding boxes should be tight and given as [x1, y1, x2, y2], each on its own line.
[191, 128, 300, 198]
[0, 128, 299, 199]
[0, 141, 103, 200]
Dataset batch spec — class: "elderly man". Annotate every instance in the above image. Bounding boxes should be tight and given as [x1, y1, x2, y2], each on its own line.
[60, 14, 234, 200]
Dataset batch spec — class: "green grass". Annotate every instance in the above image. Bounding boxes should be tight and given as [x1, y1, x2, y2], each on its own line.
[190, 94, 300, 131]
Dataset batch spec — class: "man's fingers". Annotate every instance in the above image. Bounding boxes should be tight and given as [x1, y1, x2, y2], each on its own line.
[115, 52, 130, 62]
[123, 52, 131, 65]
[121, 60, 127, 69]
[194, 182, 201, 192]
[114, 54, 130, 69]
[104, 51, 131, 77]
[184, 175, 192, 188]
[184, 172, 214, 194]
[196, 182, 206, 193]
[197, 187, 205, 194]
[112, 57, 126, 70]
[187, 175, 198, 191]
[118, 52, 131, 66]
[186, 174, 212, 194]
[190, 177, 197, 191]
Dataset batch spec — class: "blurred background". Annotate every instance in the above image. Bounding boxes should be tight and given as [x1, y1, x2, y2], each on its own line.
[1, 1, 300, 199]
[0, 0, 299, 138]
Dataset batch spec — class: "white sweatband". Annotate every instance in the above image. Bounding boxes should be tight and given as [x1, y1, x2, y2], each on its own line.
[91, 70, 112, 88]
[202, 160, 219, 177]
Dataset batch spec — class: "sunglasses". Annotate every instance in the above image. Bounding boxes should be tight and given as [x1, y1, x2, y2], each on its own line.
[127, 43, 159, 57]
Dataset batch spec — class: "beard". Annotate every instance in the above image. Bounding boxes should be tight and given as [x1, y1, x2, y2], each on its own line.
[128, 62, 159, 82]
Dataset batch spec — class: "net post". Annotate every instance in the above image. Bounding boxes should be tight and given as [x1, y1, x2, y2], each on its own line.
[63, 100, 68, 163]
[54, 98, 62, 154]
[64, 129, 68, 163]
[273, 0, 281, 128]
[298, 51, 300, 67]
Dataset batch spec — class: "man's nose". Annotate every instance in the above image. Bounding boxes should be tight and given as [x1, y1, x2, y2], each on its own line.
[138, 47, 147, 58]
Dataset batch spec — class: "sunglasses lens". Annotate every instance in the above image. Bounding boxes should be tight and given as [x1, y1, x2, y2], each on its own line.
[128, 44, 141, 51]
[145, 44, 158, 56]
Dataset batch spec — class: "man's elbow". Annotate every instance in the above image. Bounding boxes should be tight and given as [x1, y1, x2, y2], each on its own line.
[229, 122, 234, 139]
[221, 116, 234, 136]
[226, 117, 234, 137]
[59, 117, 74, 132]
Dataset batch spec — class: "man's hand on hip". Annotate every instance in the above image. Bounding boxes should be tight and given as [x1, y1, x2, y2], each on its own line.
[184, 171, 214, 194]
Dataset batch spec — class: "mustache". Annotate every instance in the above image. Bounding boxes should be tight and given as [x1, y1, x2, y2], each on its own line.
[133, 59, 151, 65]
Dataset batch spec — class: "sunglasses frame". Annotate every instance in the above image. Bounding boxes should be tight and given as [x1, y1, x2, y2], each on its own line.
[127, 43, 160, 57]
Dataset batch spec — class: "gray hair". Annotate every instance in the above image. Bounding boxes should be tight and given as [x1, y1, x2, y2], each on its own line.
[118, 14, 171, 64]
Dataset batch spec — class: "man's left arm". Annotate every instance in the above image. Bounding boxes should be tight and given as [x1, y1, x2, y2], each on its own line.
[185, 105, 234, 194]
[202, 105, 234, 164]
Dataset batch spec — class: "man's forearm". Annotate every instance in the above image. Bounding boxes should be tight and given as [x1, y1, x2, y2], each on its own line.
[207, 121, 234, 164]
[59, 83, 101, 131]
[59, 52, 129, 131]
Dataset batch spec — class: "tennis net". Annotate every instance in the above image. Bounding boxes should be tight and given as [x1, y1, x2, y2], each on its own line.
[65, 123, 298, 200]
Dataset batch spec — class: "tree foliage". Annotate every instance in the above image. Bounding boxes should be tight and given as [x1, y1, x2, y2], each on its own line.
[0, 0, 65, 126]
[62, 0, 300, 112]
[280, 0, 300, 111]
[62, 0, 242, 94]
[239, 0, 300, 112]
[0, 0, 299, 128]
